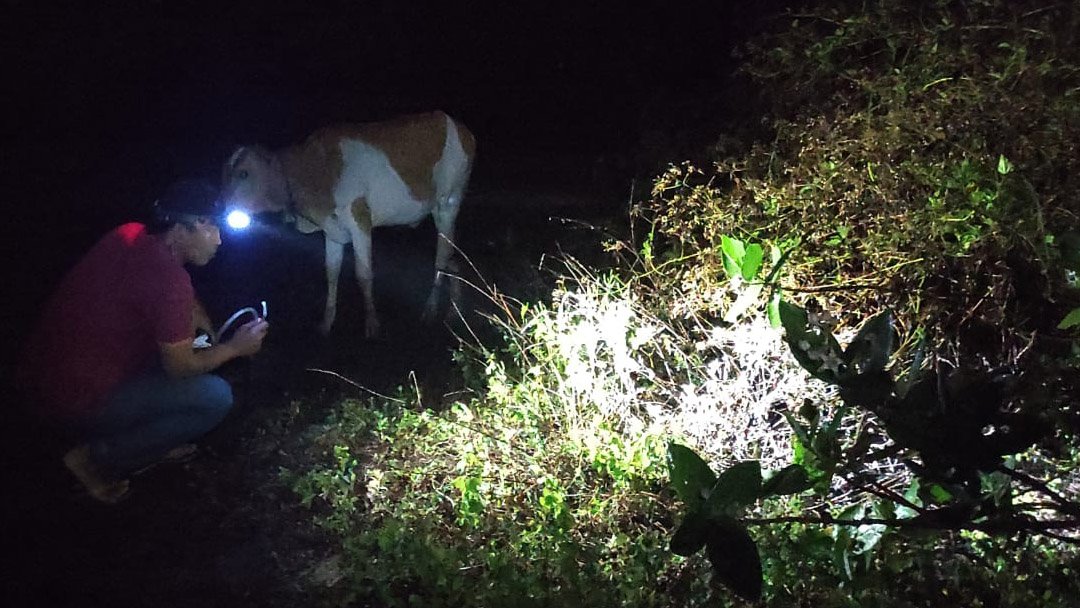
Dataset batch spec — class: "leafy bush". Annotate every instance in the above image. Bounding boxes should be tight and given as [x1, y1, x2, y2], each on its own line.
[640, 0, 1080, 362]
[669, 300, 1080, 606]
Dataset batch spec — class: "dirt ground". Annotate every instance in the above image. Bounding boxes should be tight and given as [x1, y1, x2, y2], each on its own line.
[0, 171, 626, 607]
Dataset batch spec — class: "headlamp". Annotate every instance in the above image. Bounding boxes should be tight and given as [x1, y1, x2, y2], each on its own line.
[225, 209, 253, 230]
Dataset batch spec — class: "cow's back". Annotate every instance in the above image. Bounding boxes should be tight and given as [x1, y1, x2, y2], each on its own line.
[303, 111, 472, 227]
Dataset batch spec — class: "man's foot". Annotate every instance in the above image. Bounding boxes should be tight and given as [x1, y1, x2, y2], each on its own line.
[63, 445, 130, 504]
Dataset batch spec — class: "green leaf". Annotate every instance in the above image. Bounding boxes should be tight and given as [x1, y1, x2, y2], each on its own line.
[1059, 307, 1080, 330]
[767, 292, 782, 328]
[1059, 232, 1080, 271]
[704, 461, 763, 516]
[798, 401, 820, 430]
[779, 300, 844, 384]
[927, 483, 953, 503]
[667, 443, 717, 511]
[997, 154, 1014, 175]
[835, 502, 864, 523]
[895, 333, 927, 399]
[783, 411, 814, 455]
[670, 511, 710, 556]
[820, 406, 850, 442]
[760, 464, 813, 496]
[741, 243, 765, 280]
[841, 311, 894, 382]
[720, 235, 746, 279]
[705, 517, 763, 602]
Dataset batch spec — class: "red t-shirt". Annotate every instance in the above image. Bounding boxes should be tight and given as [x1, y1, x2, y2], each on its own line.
[18, 223, 195, 419]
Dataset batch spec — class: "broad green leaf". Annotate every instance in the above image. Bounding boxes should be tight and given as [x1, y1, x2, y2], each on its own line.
[903, 478, 924, 509]
[704, 460, 762, 516]
[741, 243, 765, 280]
[670, 511, 709, 556]
[779, 300, 844, 384]
[720, 235, 746, 279]
[779, 299, 810, 337]
[927, 483, 953, 503]
[1059, 307, 1080, 330]
[704, 517, 763, 602]
[841, 311, 894, 381]
[760, 464, 813, 496]
[851, 523, 886, 558]
[835, 502, 864, 523]
[874, 498, 897, 520]
[667, 443, 717, 510]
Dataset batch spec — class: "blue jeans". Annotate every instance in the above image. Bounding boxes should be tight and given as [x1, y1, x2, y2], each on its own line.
[74, 371, 234, 478]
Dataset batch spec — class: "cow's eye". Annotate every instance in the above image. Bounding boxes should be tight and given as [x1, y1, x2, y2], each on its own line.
[236, 170, 249, 179]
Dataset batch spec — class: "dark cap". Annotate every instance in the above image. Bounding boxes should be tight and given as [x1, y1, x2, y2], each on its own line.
[153, 178, 224, 223]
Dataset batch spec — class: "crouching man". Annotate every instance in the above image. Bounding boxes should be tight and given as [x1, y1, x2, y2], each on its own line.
[17, 178, 269, 504]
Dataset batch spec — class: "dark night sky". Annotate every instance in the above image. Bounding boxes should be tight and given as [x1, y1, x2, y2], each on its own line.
[5, 1, 786, 201]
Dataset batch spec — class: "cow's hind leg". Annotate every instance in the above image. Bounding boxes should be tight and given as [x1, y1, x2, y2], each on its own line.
[320, 238, 345, 335]
[346, 200, 379, 337]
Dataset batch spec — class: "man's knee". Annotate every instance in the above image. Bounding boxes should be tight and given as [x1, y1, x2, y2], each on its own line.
[192, 374, 233, 421]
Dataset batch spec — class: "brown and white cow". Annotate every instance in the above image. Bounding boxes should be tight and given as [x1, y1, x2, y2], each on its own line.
[221, 111, 476, 337]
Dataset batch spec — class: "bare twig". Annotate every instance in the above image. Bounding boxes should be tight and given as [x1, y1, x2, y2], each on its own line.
[743, 514, 1080, 534]
[305, 368, 407, 404]
[997, 466, 1080, 518]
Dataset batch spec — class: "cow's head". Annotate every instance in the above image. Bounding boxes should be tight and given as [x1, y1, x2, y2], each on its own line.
[221, 145, 291, 215]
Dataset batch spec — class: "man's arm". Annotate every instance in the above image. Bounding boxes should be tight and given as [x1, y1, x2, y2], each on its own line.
[192, 297, 213, 335]
[159, 318, 269, 379]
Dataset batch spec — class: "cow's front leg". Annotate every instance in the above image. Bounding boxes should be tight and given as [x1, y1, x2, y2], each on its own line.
[422, 204, 459, 324]
[320, 237, 345, 335]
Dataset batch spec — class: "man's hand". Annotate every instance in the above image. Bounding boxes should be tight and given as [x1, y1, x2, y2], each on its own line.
[161, 318, 269, 379]
[224, 318, 269, 357]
